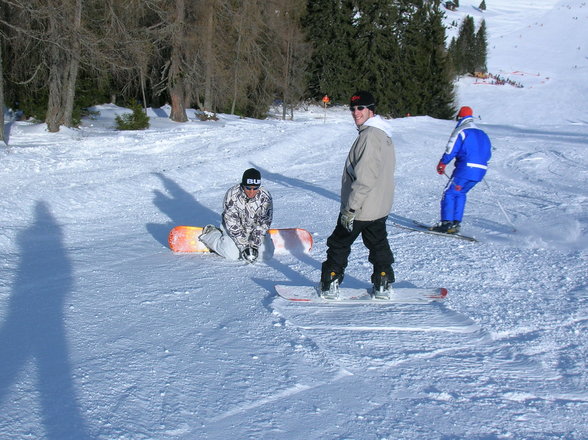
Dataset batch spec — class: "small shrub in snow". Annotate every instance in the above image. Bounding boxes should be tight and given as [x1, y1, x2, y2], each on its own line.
[115, 101, 150, 130]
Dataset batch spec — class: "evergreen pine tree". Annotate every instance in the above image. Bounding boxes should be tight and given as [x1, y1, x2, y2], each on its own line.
[400, 1, 455, 119]
[449, 15, 477, 74]
[422, 1, 456, 119]
[474, 19, 488, 72]
[115, 100, 150, 130]
[303, 0, 456, 118]
[479, 0, 487, 11]
[303, 0, 356, 104]
[351, 0, 402, 116]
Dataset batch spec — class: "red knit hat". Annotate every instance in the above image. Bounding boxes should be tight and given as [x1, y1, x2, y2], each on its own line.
[457, 106, 473, 118]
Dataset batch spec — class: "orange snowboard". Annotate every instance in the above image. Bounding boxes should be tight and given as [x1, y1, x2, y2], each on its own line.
[168, 226, 313, 254]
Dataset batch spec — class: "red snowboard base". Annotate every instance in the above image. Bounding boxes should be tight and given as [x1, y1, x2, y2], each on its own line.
[168, 226, 313, 254]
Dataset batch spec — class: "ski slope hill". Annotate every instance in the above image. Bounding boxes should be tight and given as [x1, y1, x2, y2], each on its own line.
[0, 0, 587, 439]
[451, 0, 588, 125]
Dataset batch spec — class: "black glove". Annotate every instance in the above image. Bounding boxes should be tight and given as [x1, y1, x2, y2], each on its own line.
[242, 247, 259, 263]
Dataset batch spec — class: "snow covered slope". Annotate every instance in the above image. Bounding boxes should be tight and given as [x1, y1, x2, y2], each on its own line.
[454, 0, 588, 125]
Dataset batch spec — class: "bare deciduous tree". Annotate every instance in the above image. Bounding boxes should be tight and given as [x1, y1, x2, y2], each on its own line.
[2, 0, 88, 132]
[168, 0, 188, 122]
[201, 0, 216, 112]
[46, 0, 84, 132]
[267, 0, 310, 120]
[224, 0, 265, 115]
[62, 0, 82, 127]
[1, 0, 312, 131]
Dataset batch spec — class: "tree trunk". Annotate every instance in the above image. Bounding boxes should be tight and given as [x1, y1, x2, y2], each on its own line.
[46, 60, 64, 132]
[281, 34, 293, 120]
[0, 42, 5, 145]
[140, 68, 148, 111]
[202, 0, 215, 111]
[230, 3, 247, 115]
[46, 12, 65, 133]
[169, 0, 188, 122]
[230, 22, 243, 115]
[62, 0, 82, 127]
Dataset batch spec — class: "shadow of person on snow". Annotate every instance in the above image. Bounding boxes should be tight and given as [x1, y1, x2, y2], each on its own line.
[147, 172, 220, 248]
[0, 201, 92, 440]
[251, 163, 340, 204]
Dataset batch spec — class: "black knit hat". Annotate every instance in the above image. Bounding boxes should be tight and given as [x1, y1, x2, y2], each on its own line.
[350, 91, 376, 109]
[241, 168, 261, 186]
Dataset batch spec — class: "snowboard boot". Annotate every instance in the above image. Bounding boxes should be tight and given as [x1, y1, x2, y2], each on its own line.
[372, 271, 393, 300]
[430, 221, 452, 233]
[201, 224, 220, 236]
[199, 224, 221, 249]
[320, 271, 343, 300]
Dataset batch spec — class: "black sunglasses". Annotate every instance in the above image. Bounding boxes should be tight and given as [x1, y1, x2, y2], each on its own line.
[349, 105, 373, 112]
[243, 185, 260, 190]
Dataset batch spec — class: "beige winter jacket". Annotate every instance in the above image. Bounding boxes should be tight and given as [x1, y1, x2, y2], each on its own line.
[340, 115, 396, 221]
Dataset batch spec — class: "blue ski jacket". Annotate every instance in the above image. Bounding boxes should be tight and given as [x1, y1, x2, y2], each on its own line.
[440, 116, 492, 182]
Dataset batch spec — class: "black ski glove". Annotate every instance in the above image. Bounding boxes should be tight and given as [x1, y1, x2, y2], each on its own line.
[241, 247, 259, 263]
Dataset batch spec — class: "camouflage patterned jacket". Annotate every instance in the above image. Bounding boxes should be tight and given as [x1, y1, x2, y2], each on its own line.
[222, 184, 273, 251]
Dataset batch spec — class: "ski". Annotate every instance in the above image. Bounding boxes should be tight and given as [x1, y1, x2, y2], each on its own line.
[391, 220, 477, 242]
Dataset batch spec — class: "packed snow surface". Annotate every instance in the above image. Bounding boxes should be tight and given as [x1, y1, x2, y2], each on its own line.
[1, 0, 587, 438]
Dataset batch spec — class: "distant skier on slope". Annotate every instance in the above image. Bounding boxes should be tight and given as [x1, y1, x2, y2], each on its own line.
[320, 91, 396, 300]
[431, 106, 492, 234]
[199, 168, 274, 263]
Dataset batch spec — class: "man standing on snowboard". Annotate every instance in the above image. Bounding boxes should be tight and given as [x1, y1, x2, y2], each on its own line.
[431, 106, 492, 234]
[199, 168, 274, 263]
[320, 91, 396, 299]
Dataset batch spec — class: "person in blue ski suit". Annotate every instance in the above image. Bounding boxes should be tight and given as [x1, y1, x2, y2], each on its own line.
[431, 106, 492, 234]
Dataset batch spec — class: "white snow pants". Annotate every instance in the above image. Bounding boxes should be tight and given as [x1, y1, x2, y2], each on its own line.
[199, 225, 274, 261]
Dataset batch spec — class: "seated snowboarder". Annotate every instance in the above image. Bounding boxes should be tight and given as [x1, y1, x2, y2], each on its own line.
[199, 168, 274, 263]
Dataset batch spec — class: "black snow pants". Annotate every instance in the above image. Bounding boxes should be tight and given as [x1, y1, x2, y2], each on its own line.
[321, 215, 394, 284]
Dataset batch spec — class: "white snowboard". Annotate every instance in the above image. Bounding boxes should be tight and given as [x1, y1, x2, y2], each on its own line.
[275, 284, 448, 305]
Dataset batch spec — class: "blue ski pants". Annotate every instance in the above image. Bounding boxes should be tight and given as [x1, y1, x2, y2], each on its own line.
[440, 177, 480, 222]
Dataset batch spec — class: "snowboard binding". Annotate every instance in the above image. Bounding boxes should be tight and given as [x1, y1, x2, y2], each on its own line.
[320, 271, 342, 300]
